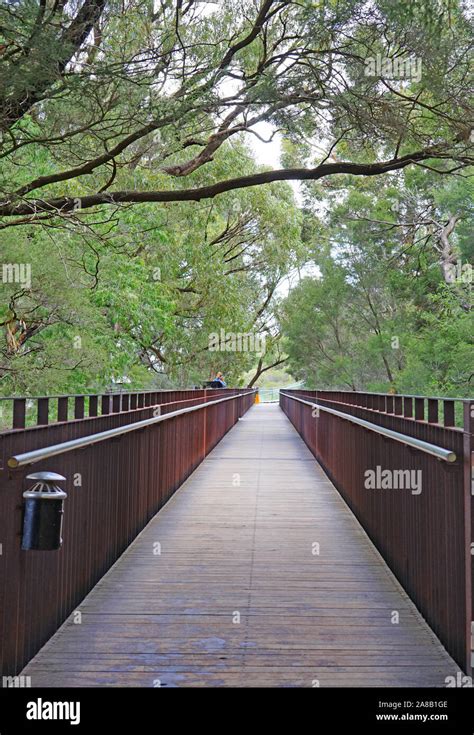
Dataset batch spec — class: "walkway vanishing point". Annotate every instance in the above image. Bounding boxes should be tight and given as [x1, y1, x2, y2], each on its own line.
[19, 403, 464, 688]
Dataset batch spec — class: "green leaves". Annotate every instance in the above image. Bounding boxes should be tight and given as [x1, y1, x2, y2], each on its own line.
[0, 0, 471, 395]
[0, 137, 305, 391]
[280, 169, 473, 396]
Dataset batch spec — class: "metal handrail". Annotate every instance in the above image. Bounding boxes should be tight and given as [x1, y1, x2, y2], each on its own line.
[283, 388, 473, 403]
[8, 391, 255, 469]
[0, 387, 228, 401]
[280, 392, 457, 463]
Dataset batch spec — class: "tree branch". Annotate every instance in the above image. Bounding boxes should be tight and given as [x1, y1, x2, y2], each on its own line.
[1, 144, 462, 217]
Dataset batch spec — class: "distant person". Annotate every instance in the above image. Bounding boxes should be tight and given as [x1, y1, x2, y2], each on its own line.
[210, 372, 226, 388]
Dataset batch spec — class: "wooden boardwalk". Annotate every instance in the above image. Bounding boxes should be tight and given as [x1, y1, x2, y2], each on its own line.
[22, 404, 460, 687]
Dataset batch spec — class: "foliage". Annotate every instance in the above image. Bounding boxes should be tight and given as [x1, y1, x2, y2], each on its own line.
[281, 172, 473, 396]
[0, 1, 472, 395]
[0, 140, 304, 391]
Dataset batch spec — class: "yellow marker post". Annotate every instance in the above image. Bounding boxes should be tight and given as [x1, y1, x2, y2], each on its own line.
[255, 392, 260, 404]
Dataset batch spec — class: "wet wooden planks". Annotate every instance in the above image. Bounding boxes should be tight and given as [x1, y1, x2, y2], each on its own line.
[22, 404, 460, 687]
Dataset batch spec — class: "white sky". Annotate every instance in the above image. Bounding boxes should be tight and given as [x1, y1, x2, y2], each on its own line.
[248, 124, 317, 298]
[248, 122, 282, 167]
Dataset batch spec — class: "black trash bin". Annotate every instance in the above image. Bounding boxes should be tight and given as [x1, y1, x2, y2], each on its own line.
[21, 471, 67, 551]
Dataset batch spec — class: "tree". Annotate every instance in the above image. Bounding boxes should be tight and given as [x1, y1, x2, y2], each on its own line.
[1, 1, 472, 394]
[0, 0, 472, 223]
[0, 140, 305, 391]
[280, 170, 473, 395]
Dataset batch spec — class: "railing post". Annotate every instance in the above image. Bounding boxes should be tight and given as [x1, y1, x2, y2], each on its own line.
[428, 398, 439, 424]
[13, 398, 26, 429]
[414, 397, 424, 421]
[463, 401, 473, 674]
[57, 396, 69, 422]
[74, 396, 85, 419]
[89, 395, 98, 417]
[444, 400, 455, 427]
[403, 397, 413, 419]
[37, 398, 49, 426]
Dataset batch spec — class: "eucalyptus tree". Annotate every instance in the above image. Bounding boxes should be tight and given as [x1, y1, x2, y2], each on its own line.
[280, 171, 473, 395]
[0, 0, 472, 221]
[1, 0, 472, 392]
[0, 141, 304, 391]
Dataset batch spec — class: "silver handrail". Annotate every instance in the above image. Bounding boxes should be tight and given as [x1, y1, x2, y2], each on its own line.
[8, 391, 255, 468]
[280, 392, 457, 463]
[283, 389, 473, 402]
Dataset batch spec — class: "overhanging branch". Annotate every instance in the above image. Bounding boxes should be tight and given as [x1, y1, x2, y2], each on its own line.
[0, 145, 463, 218]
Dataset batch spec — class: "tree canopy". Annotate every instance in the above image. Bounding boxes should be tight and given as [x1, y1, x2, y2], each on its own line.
[280, 170, 473, 394]
[0, 0, 472, 394]
[1, 0, 472, 217]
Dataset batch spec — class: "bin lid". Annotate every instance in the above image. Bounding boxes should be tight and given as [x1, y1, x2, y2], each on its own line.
[23, 485, 67, 499]
[25, 471, 66, 482]
[23, 472, 67, 499]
